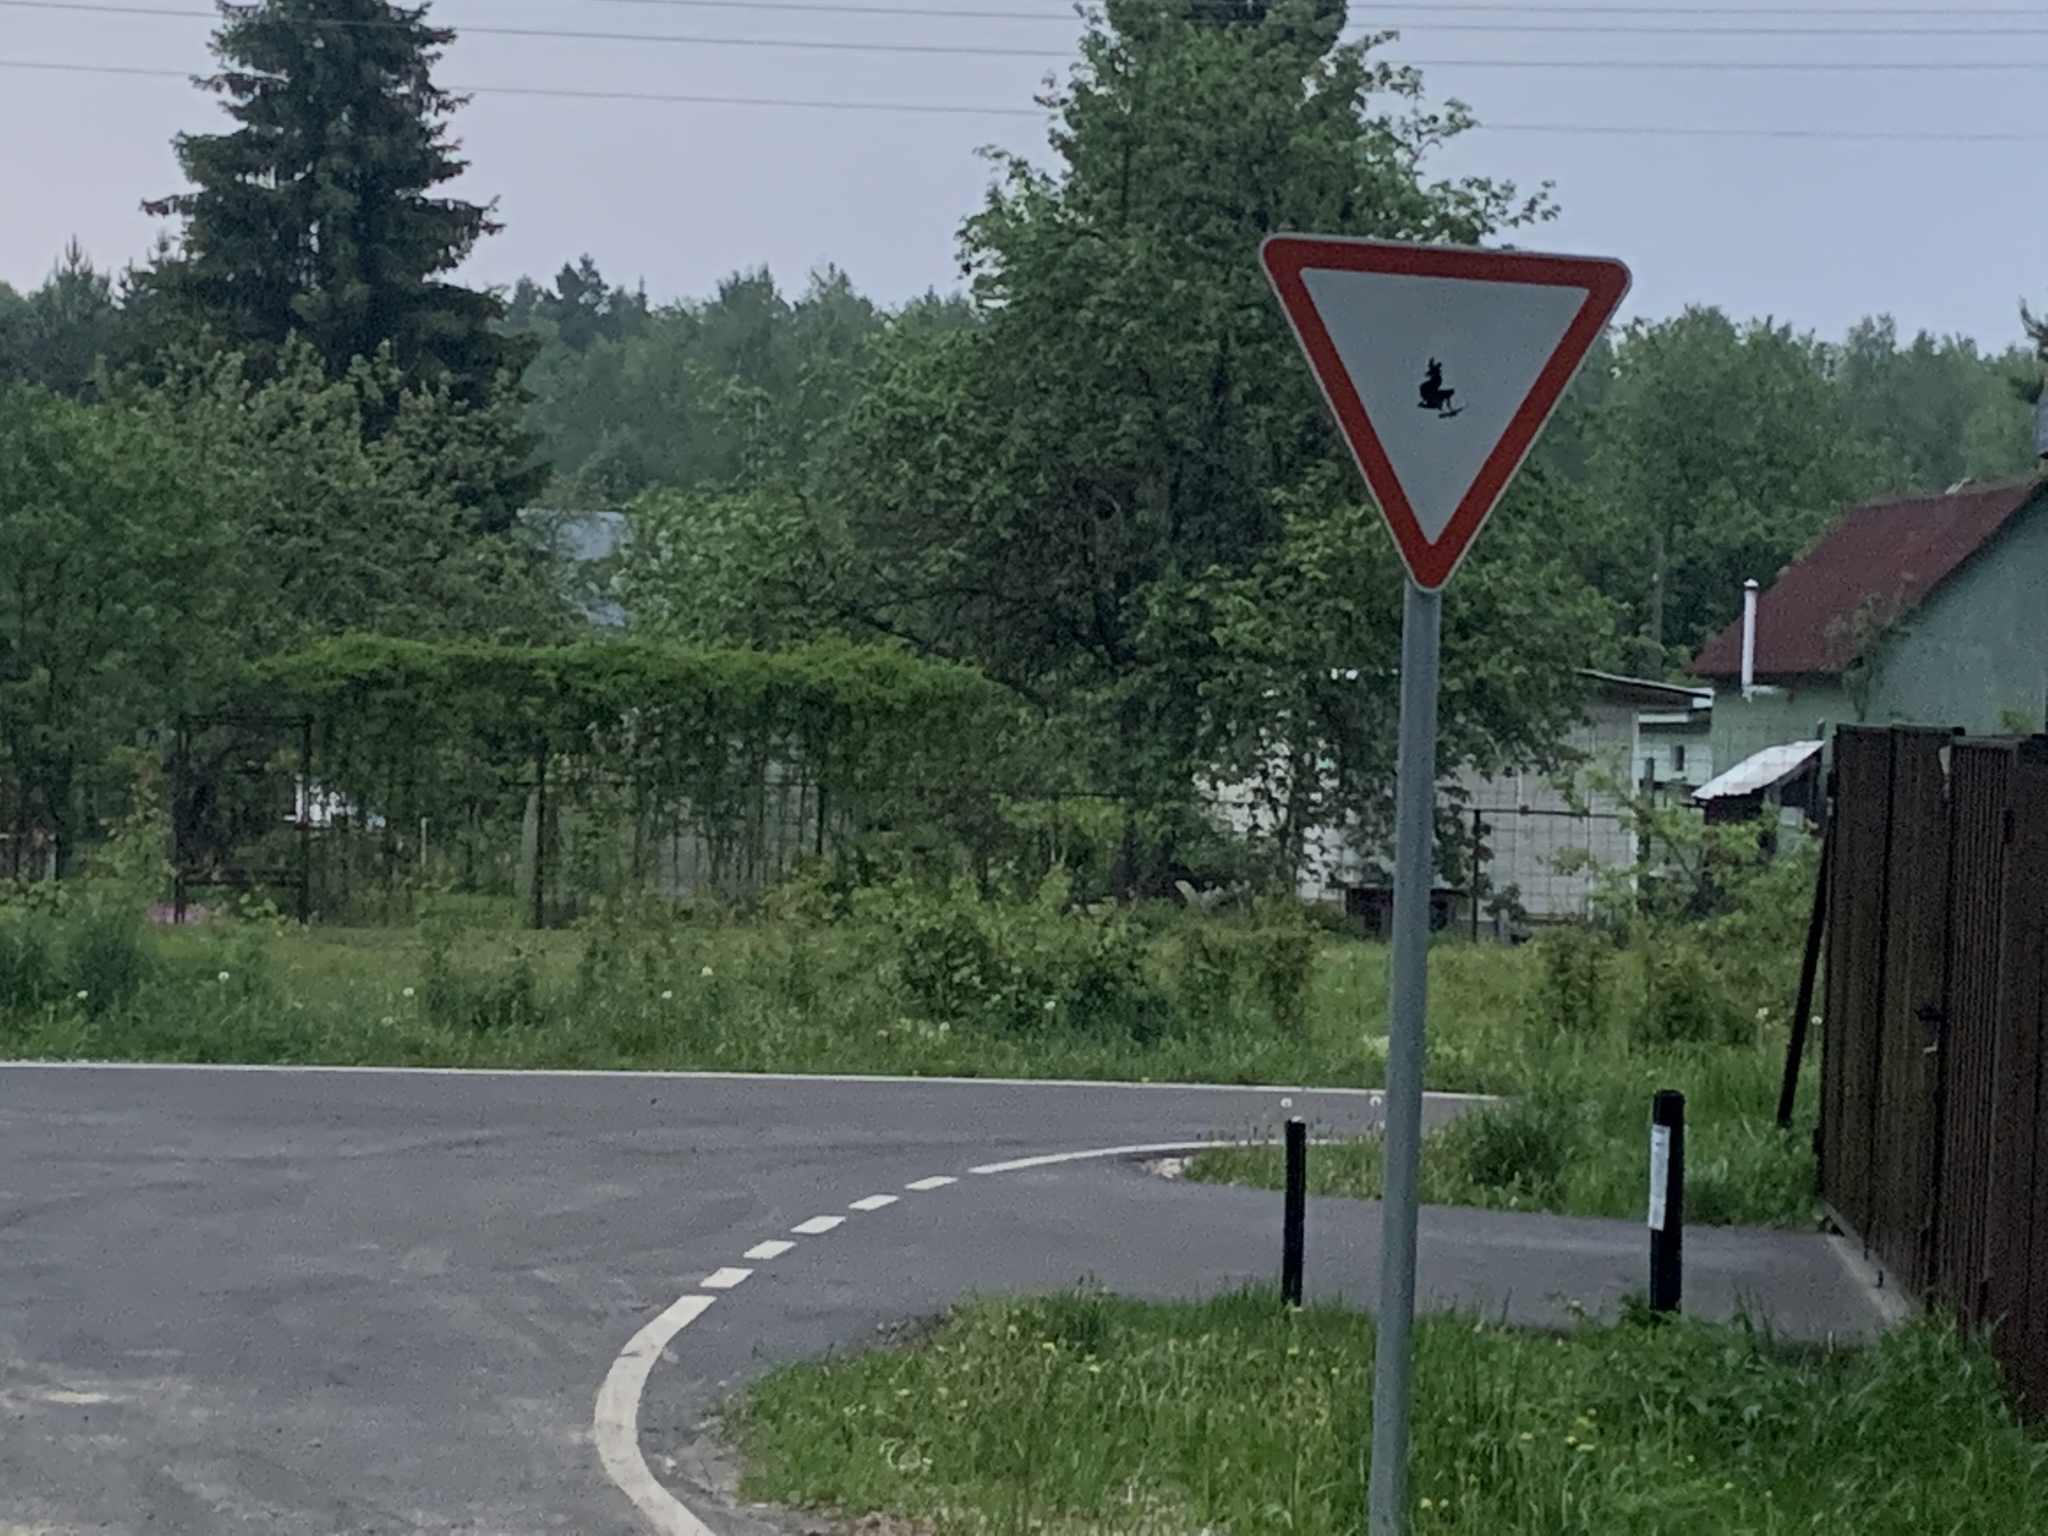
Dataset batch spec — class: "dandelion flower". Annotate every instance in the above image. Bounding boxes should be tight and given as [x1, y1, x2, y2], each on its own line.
[218, 971, 231, 983]
[74, 989, 89, 1001]
[700, 965, 715, 978]
[661, 989, 674, 1001]
[402, 986, 415, 998]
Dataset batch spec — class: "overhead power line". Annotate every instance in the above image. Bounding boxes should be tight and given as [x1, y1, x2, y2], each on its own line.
[0, 53, 2039, 142]
[9, 0, 2048, 46]
[564, 0, 2048, 18]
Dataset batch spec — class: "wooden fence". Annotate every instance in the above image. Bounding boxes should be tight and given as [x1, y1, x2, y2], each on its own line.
[1820, 725, 2048, 1414]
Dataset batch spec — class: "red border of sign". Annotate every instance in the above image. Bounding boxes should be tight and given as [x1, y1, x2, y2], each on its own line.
[1261, 235, 1630, 590]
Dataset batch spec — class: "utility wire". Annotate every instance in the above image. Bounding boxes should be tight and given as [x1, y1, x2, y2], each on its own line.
[6, 0, 2044, 44]
[1, 53, 2039, 140]
[3, 1, 2043, 63]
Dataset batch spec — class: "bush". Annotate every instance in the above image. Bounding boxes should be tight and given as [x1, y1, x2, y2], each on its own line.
[865, 873, 1182, 1042]
[421, 946, 548, 1031]
[1532, 923, 1612, 1036]
[1636, 936, 1745, 1047]
[66, 909, 154, 1018]
[1167, 910, 1317, 1036]
[1451, 1091, 1578, 1202]
[0, 910, 64, 1013]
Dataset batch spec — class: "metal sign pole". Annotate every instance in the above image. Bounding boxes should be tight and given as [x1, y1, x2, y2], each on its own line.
[1367, 578, 1442, 1536]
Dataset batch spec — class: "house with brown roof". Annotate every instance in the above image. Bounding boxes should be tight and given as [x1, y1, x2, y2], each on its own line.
[1692, 477, 2048, 773]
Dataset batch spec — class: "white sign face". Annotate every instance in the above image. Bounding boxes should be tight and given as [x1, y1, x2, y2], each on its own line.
[1296, 267, 1590, 543]
[1262, 236, 1631, 590]
[1648, 1124, 1673, 1231]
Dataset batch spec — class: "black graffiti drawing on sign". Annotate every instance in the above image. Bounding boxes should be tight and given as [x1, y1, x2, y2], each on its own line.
[1417, 358, 1463, 418]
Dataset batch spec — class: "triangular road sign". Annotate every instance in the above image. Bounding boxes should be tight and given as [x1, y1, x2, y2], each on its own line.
[1261, 235, 1630, 590]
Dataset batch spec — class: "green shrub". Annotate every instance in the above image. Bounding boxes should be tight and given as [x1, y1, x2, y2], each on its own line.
[1168, 912, 1316, 1035]
[421, 946, 548, 1031]
[866, 874, 1181, 1041]
[1451, 1091, 1578, 1201]
[1636, 936, 1745, 1047]
[1533, 923, 1611, 1036]
[0, 911, 64, 1013]
[66, 909, 154, 1018]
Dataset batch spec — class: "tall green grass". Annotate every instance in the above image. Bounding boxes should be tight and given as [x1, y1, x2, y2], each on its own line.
[736, 1290, 2048, 1536]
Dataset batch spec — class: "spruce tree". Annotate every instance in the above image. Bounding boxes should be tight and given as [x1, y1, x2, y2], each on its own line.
[142, 0, 525, 408]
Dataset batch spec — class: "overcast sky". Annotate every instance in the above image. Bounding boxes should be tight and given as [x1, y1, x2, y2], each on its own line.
[0, 0, 2037, 349]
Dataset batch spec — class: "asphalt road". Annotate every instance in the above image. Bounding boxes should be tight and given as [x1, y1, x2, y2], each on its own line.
[0, 1065, 1888, 1536]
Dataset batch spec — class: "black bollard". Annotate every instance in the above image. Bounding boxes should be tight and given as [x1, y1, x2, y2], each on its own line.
[1281, 1118, 1307, 1306]
[1649, 1089, 1685, 1314]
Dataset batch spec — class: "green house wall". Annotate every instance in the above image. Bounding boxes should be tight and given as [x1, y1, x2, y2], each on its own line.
[1708, 679, 1856, 774]
[1862, 499, 2048, 736]
[1705, 493, 2048, 762]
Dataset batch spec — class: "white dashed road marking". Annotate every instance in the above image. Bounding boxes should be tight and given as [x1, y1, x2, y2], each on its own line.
[790, 1216, 844, 1235]
[742, 1240, 794, 1261]
[905, 1176, 956, 1191]
[700, 1268, 752, 1290]
[848, 1195, 898, 1212]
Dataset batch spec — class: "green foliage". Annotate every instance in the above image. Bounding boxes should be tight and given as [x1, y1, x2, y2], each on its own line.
[0, 910, 64, 1012]
[1450, 1091, 1579, 1201]
[0, 384, 237, 868]
[1576, 308, 1886, 673]
[138, 0, 530, 413]
[1830, 316, 2036, 492]
[122, 342, 567, 645]
[737, 1291, 2048, 1536]
[622, 485, 853, 648]
[515, 266, 896, 506]
[1172, 908, 1318, 1036]
[818, 3, 1576, 889]
[65, 909, 156, 1019]
[865, 873, 1178, 1042]
[1532, 923, 1612, 1036]
[0, 242, 129, 397]
[1635, 930, 1748, 1048]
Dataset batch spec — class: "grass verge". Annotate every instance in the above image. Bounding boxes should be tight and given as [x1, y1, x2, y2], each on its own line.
[735, 1289, 2048, 1536]
[0, 897, 1819, 1227]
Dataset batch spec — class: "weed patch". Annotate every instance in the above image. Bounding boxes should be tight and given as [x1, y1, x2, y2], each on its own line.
[735, 1291, 2048, 1536]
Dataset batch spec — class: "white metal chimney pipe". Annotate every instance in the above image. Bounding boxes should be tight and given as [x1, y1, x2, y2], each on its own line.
[1740, 579, 1760, 694]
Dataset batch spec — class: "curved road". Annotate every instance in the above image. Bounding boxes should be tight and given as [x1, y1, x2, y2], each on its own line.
[0, 1064, 1886, 1535]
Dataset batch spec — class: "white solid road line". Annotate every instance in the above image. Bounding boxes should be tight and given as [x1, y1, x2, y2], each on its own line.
[594, 1294, 719, 1536]
[970, 1141, 1238, 1175]
[700, 1268, 752, 1290]
[598, 1121, 1501, 1536]
[848, 1195, 898, 1211]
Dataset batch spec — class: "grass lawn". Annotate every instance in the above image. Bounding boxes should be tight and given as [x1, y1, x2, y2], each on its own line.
[735, 1289, 2048, 1536]
[0, 899, 1817, 1224]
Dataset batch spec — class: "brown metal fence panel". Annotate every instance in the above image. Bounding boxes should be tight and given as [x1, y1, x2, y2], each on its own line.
[1825, 730, 2048, 1418]
[1821, 727, 1897, 1238]
[1986, 747, 2048, 1414]
[1868, 728, 1953, 1290]
[1935, 742, 2014, 1324]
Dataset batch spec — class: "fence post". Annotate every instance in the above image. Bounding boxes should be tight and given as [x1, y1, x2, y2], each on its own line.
[1778, 821, 1833, 1128]
[530, 737, 549, 931]
[1650, 1089, 1685, 1313]
[1281, 1118, 1307, 1305]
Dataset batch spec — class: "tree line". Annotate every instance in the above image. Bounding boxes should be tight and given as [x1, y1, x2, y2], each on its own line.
[2, 0, 2041, 893]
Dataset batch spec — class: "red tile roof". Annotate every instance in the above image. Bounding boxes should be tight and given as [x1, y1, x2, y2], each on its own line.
[1693, 479, 2046, 679]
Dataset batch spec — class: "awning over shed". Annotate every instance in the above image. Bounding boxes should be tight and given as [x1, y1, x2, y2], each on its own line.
[1693, 741, 1823, 805]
